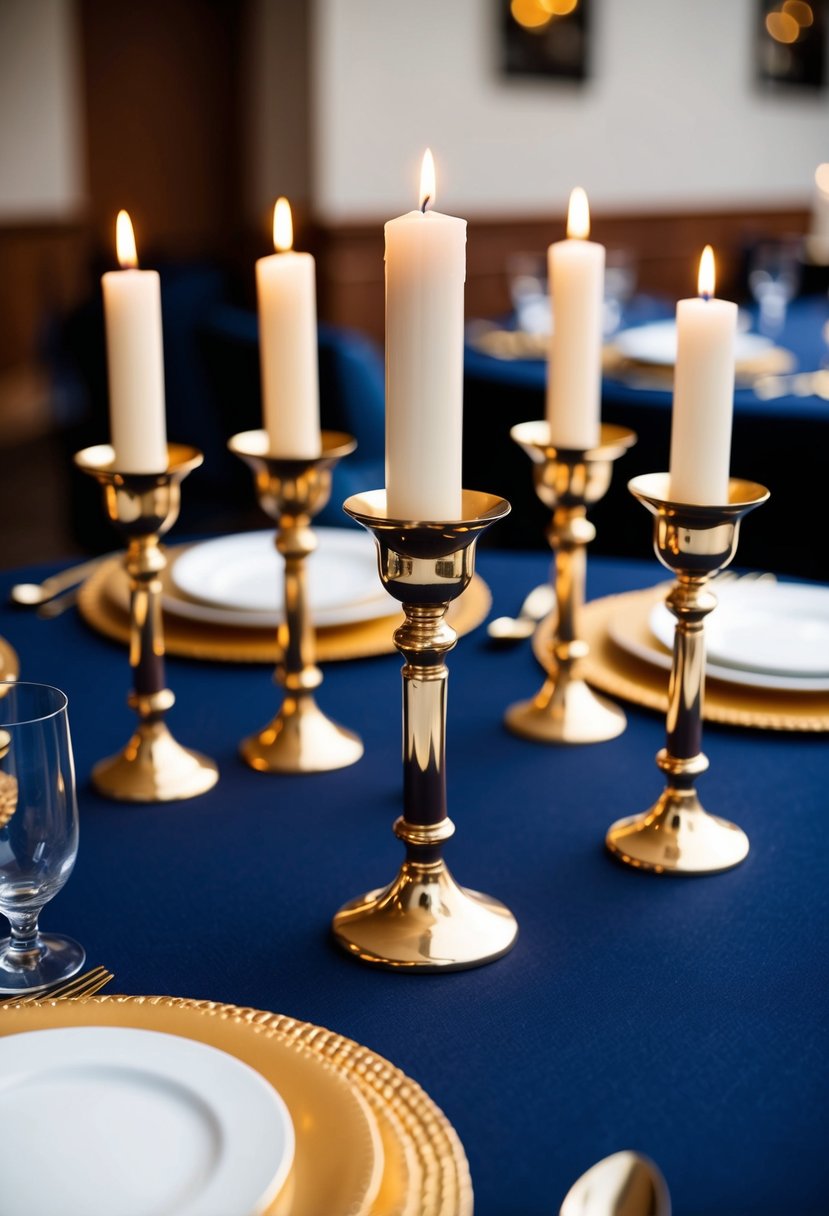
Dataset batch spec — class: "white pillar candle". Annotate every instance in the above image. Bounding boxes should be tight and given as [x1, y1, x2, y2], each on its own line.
[384, 149, 465, 520]
[256, 198, 321, 458]
[807, 164, 829, 264]
[102, 211, 168, 472]
[546, 187, 604, 450]
[669, 246, 737, 505]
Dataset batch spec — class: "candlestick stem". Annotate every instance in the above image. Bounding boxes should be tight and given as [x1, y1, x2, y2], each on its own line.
[606, 473, 769, 874]
[74, 444, 219, 802]
[228, 429, 363, 773]
[332, 490, 518, 971]
[505, 421, 636, 744]
[398, 604, 452, 828]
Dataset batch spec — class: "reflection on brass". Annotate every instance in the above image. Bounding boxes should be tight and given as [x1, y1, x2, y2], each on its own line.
[228, 430, 364, 773]
[606, 473, 769, 874]
[74, 445, 219, 802]
[505, 421, 636, 744]
[332, 491, 518, 971]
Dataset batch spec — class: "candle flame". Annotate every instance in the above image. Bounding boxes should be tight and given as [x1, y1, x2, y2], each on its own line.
[698, 245, 716, 299]
[566, 187, 590, 239]
[420, 149, 436, 213]
[273, 197, 293, 251]
[815, 163, 829, 197]
[116, 210, 138, 269]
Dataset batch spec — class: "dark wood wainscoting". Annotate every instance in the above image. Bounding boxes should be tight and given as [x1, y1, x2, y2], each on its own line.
[314, 205, 810, 342]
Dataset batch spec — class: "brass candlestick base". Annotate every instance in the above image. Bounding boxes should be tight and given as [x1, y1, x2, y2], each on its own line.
[75, 445, 219, 802]
[228, 430, 363, 774]
[332, 491, 518, 971]
[606, 473, 769, 875]
[505, 421, 636, 744]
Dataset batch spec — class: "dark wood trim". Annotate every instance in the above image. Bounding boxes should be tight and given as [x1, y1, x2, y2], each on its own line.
[313, 204, 811, 342]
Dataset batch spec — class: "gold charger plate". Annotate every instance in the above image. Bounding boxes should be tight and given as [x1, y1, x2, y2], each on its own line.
[0, 996, 472, 1216]
[78, 550, 491, 664]
[532, 585, 829, 732]
[0, 635, 20, 684]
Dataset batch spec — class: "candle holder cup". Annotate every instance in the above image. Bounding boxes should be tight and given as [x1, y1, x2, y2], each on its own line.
[606, 473, 769, 874]
[332, 490, 518, 971]
[505, 421, 637, 744]
[75, 444, 219, 802]
[228, 429, 363, 773]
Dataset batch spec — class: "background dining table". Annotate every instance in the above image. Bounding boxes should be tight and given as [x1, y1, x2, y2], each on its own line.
[464, 294, 829, 580]
[1, 546, 826, 1216]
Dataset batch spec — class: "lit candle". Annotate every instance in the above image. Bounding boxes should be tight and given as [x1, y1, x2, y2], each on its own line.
[384, 149, 465, 520]
[546, 187, 604, 450]
[256, 197, 321, 457]
[669, 246, 737, 504]
[102, 211, 168, 472]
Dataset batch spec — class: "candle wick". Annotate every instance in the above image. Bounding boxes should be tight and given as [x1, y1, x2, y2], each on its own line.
[421, 196, 430, 214]
[701, 291, 711, 302]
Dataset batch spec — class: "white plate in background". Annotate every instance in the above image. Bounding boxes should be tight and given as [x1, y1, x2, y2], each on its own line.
[170, 528, 393, 626]
[649, 581, 829, 678]
[615, 320, 773, 367]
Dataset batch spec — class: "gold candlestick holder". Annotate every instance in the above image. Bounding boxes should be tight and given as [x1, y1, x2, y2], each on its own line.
[228, 429, 363, 773]
[505, 421, 637, 744]
[606, 473, 769, 874]
[332, 490, 518, 971]
[74, 444, 219, 802]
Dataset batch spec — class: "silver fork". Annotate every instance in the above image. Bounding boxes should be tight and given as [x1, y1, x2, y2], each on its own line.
[2, 965, 114, 1005]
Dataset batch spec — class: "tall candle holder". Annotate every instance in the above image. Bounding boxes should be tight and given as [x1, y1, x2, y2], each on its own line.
[228, 429, 363, 773]
[74, 444, 219, 802]
[332, 490, 518, 971]
[505, 421, 637, 744]
[606, 473, 769, 874]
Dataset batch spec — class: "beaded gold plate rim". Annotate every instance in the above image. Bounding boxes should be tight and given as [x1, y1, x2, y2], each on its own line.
[0, 995, 472, 1216]
[78, 549, 491, 665]
[533, 585, 829, 732]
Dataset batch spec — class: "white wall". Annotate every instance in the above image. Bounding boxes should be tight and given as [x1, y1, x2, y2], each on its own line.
[243, 0, 312, 226]
[0, 0, 84, 222]
[312, 0, 829, 221]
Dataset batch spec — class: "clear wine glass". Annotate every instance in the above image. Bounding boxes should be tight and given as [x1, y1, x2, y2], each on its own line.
[747, 237, 802, 336]
[0, 682, 84, 994]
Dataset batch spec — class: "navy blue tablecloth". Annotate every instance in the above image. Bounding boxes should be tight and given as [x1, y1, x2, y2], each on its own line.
[1, 550, 826, 1216]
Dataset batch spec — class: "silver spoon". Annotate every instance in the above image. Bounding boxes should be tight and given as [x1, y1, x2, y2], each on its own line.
[11, 555, 109, 608]
[560, 1151, 670, 1216]
[487, 582, 556, 642]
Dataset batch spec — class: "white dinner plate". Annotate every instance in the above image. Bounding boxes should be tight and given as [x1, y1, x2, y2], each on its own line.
[649, 581, 829, 678]
[609, 611, 829, 692]
[614, 320, 773, 367]
[159, 586, 396, 631]
[170, 529, 393, 626]
[0, 1026, 295, 1216]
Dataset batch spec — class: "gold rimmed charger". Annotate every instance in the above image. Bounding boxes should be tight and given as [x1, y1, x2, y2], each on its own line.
[77, 547, 491, 664]
[0, 995, 472, 1216]
[533, 585, 829, 732]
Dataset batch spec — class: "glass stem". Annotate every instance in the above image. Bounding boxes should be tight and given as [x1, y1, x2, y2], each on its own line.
[6, 909, 42, 963]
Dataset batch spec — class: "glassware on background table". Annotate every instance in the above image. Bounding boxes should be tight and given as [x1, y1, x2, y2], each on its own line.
[506, 250, 550, 335]
[747, 236, 802, 335]
[506, 246, 638, 339]
[0, 682, 84, 994]
[603, 246, 638, 336]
